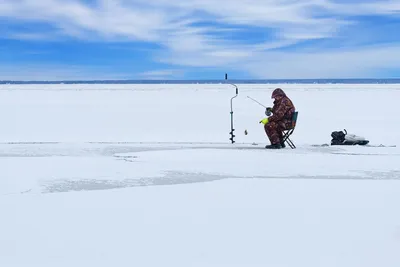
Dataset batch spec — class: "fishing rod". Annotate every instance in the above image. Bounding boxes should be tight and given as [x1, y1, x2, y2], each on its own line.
[247, 96, 266, 108]
[247, 96, 272, 116]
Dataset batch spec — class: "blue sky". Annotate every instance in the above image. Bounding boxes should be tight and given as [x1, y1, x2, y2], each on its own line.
[1, 0, 400, 80]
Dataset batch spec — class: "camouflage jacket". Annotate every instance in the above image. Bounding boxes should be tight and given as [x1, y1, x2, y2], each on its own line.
[269, 96, 295, 123]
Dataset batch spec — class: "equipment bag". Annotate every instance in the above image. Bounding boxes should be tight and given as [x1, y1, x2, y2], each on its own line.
[331, 129, 369, 146]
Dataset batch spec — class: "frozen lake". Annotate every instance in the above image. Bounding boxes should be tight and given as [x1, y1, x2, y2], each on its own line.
[1, 83, 400, 267]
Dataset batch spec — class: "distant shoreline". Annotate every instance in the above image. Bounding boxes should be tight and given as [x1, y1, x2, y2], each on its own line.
[1, 78, 400, 84]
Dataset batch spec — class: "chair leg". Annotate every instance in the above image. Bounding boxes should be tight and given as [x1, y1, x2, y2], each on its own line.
[281, 129, 296, 149]
[285, 136, 296, 149]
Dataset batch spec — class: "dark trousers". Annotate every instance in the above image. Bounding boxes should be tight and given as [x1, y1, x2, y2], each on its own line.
[264, 120, 291, 145]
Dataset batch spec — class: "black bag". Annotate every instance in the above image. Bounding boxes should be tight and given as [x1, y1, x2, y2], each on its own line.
[331, 129, 347, 145]
[331, 129, 369, 146]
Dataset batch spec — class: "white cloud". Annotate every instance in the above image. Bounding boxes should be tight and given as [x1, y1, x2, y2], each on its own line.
[1, 0, 350, 43]
[6, 32, 56, 41]
[0, 0, 175, 41]
[137, 69, 185, 79]
[241, 44, 400, 79]
[0, 64, 134, 81]
[321, 0, 400, 16]
[1, 0, 400, 79]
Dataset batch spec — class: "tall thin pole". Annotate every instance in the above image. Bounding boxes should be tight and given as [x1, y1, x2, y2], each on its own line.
[226, 73, 238, 144]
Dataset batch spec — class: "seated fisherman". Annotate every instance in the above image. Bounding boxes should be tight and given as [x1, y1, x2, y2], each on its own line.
[262, 88, 296, 149]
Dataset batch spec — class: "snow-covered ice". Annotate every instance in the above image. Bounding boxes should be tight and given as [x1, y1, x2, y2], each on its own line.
[1, 83, 400, 267]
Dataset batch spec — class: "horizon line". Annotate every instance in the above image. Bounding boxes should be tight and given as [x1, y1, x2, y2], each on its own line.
[1, 78, 400, 85]
[2, 77, 400, 82]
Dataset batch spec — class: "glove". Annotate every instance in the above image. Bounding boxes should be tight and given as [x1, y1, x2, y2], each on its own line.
[265, 107, 272, 116]
[259, 118, 269, 125]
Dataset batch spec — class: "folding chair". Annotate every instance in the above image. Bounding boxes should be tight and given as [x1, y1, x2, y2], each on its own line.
[282, 111, 299, 149]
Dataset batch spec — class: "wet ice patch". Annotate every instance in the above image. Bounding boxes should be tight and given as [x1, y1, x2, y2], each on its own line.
[122, 147, 400, 180]
[41, 171, 229, 193]
[40, 171, 400, 194]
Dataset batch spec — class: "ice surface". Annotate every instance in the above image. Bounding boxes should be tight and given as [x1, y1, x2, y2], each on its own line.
[0, 83, 400, 267]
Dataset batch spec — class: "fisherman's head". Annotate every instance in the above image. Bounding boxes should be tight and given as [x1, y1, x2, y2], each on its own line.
[271, 88, 286, 100]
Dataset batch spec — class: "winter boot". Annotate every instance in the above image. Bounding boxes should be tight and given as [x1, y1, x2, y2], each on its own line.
[265, 143, 282, 149]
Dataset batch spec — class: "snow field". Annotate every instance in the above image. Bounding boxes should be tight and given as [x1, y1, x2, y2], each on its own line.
[0, 83, 399, 267]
